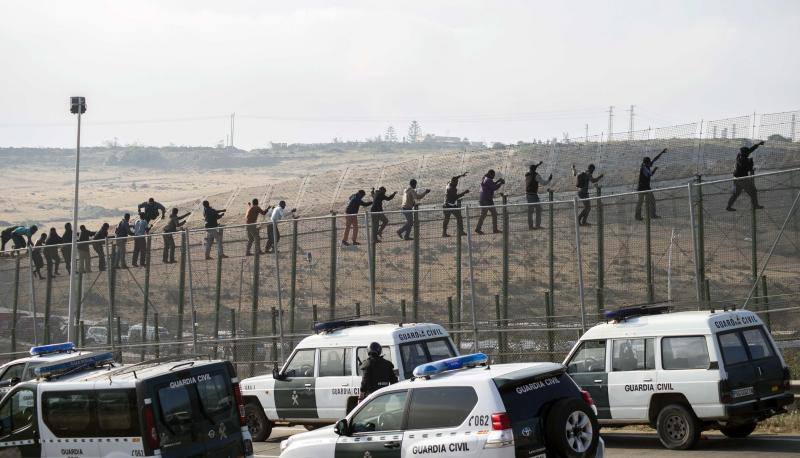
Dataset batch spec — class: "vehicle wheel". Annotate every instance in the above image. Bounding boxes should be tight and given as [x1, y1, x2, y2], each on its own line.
[545, 398, 599, 458]
[245, 401, 272, 442]
[656, 404, 701, 450]
[304, 424, 321, 431]
[720, 422, 757, 438]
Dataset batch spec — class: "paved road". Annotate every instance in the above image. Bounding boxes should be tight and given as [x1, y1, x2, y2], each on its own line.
[254, 428, 800, 457]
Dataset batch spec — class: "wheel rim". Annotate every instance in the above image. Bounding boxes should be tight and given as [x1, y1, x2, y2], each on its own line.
[564, 410, 593, 453]
[247, 408, 263, 436]
[664, 414, 688, 442]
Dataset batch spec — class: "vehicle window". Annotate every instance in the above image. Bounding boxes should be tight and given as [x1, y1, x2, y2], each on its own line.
[0, 388, 36, 435]
[741, 328, 774, 360]
[21, 364, 41, 381]
[406, 387, 477, 430]
[319, 348, 347, 377]
[567, 340, 606, 373]
[344, 348, 352, 376]
[356, 347, 394, 375]
[197, 373, 235, 419]
[612, 338, 655, 371]
[399, 338, 457, 379]
[0, 364, 24, 382]
[97, 390, 140, 436]
[43, 391, 93, 437]
[157, 385, 194, 434]
[718, 332, 748, 365]
[284, 349, 316, 377]
[426, 339, 452, 361]
[661, 336, 710, 370]
[351, 391, 407, 433]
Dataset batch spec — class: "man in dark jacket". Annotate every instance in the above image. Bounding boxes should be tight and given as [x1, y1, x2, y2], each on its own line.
[475, 170, 505, 234]
[370, 187, 397, 243]
[727, 141, 765, 211]
[359, 342, 398, 400]
[61, 223, 73, 273]
[77, 225, 96, 273]
[442, 173, 469, 237]
[203, 200, 227, 259]
[635, 148, 667, 221]
[1, 225, 21, 253]
[342, 190, 371, 246]
[44, 228, 62, 276]
[137, 198, 167, 222]
[92, 223, 110, 271]
[114, 214, 134, 268]
[525, 163, 552, 230]
[572, 163, 604, 226]
[163, 208, 191, 263]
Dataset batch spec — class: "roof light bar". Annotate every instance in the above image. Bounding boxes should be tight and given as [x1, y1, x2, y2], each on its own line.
[313, 319, 376, 334]
[604, 304, 670, 321]
[34, 352, 114, 378]
[413, 352, 488, 378]
[29, 342, 76, 356]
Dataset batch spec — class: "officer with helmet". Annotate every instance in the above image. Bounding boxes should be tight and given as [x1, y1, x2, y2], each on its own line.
[359, 342, 398, 400]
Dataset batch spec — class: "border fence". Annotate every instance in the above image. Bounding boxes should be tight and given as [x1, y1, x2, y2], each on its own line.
[1, 110, 799, 378]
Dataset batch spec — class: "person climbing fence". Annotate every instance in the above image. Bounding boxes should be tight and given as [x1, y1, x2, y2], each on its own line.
[572, 164, 604, 226]
[727, 141, 765, 212]
[635, 148, 667, 221]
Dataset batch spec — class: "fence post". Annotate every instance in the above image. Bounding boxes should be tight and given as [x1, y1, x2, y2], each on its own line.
[213, 228, 224, 358]
[596, 187, 605, 314]
[312, 304, 318, 323]
[455, 208, 463, 348]
[27, 246, 38, 345]
[186, 228, 198, 352]
[11, 255, 20, 353]
[572, 197, 587, 333]
[447, 296, 454, 336]
[154, 312, 160, 359]
[141, 236, 152, 362]
[290, 219, 298, 335]
[464, 206, 480, 353]
[105, 239, 114, 347]
[696, 176, 707, 307]
[270, 307, 278, 364]
[44, 252, 52, 345]
[412, 205, 420, 322]
[545, 292, 554, 362]
[645, 192, 655, 303]
[495, 294, 503, 363]
[355, 302, 361, 317]
[364, 212, 376, 315]
[250, 232, 261, 376]
[329, 213, 337, 320]
[75, 269, 83, 339]
[115, 316, 122, 361]
[230, 308, 237, 369]
[548, 190, 555, 314]
[271, 221, 285, 363]
[761, 276, 770, 330]
[79, 321, 85, 348]
[750, 204, 759, 306]
[400, 299, 407, 322]
[177, 231, 187, 354]
[501, 195, 509, 339]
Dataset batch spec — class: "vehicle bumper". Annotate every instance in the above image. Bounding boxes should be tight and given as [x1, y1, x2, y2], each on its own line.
[724, 392, 794, 421]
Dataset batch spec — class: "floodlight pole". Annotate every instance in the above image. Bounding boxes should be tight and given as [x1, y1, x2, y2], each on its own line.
[67, 99, 84, 343]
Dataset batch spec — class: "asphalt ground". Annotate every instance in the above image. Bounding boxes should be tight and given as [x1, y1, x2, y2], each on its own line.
[253, 427, 800, 457]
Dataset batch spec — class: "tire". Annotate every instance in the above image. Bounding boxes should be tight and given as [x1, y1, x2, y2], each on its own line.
[720, 422, 757, 438]
[656, 404, 701, 450]
[545, 398, 600, 458]
[245, 401, 272, 442]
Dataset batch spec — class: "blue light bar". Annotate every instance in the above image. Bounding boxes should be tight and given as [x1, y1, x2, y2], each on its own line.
[604, 304, 670, 321]
[34, 352, 114, 378]
[313, 319, 376, 334]
[30, 342, 76, 356]
[413, 353, 488, 378]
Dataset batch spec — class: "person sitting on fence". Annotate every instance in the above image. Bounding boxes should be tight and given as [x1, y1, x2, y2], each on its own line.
[132, 213, 150, 267]
[443, 172, 469, 237]
[370, 186, 397, 243]
[245, 198, 271, 256]
[11, 225, 38, 250]
[397, 179, 430, 241]
[92, 223, 110, 271]
[32, 233, 46, 280]
[475, 169, 505, 234]
[635, 148, 667, 221]
[343, 190, 372, 246]
[114, 213, 134, 268]
[203, 201, 227, 260]
[61, 222, 73, 273]
[525, 163, 552, 230]
[137, 197, 167, 223]
[1, 225, 22, 253]
[44, 227, 62, 277]
[572, 164, 604, 227]
[265, 200, 296, 253]
[163, 208, 190, 263]
[727, 141, 766, 212]
[78, 224, 96, 273]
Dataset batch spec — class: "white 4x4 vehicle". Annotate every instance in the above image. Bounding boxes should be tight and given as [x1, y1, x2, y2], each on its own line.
[564, 306, 793, 449]
[280, 353, 604, 458]
[240, 320, 458, 441]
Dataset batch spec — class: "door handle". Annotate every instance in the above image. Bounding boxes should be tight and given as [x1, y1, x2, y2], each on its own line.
[304, 383, 312, 387]
[643, 378, 653, 382]
[593, 379, 603, 383]
[383, 441, 401, 449]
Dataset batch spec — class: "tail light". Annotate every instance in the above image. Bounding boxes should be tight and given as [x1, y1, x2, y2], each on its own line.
[580, 389, 594, 407]
[783, 367, 791, 391]
[485, 412, 514, 449]
[719, 379, 732, 404]
[491, 412, 511, 430]
[233, 383, 247, 427]
[143, 403, 159, 450]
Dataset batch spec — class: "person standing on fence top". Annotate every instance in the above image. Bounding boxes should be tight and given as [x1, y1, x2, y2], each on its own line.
[132, 213, 150, 268]
[1, 225, 22, 253]
[61, 222, 73, 273]
[397, 179, 430, 241]
[370, 186, 397, 243]
[525, 163, 552, 230]
[92, 223, 110, 271]
[265, 200, 296, 253]
[163, 208, 190, 263]
[443, 172, 469, 237]
[137, 197, 167, 223]
[635, 148, 667, 221]
[475, 169, 505, 234]
[78, 224, 96, 273]
[203, 200, 227, 260]
[245, 199, 271, 256]
[114, 213, 134, 268]
[726, 141, 766, 212]
[343, 190, 372, 246]
[44, 227, 62, 277]
[32, 233, 46, 280]
[11, 225, 38, 250]
[572, 164, 604, 227]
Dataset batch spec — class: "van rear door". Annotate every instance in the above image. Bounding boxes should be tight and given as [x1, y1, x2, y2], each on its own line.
[717, 326, 785, 403]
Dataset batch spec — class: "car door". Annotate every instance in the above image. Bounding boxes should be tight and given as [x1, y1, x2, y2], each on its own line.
[274, 348, 318, 420]
[607, 338, 657, 420]
[316, 347, 356, 421]
[740, 327, 785, 400]
[717, 330, 759, 404]
[40, 390, 100, 457]
[0, 386, 41, 457]
[400, 387, 481, 458]
[336, 390, 407, 458]
[565, 340, 610, 419]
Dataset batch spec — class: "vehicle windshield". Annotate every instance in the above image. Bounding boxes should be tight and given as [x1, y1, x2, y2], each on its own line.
[399, 338, 457, 379]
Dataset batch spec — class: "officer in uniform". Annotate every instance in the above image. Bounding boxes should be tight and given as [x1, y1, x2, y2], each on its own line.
[359, 342, 398, 401]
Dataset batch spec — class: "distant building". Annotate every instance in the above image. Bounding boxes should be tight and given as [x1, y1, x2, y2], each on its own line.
[423, 135, 463, 143]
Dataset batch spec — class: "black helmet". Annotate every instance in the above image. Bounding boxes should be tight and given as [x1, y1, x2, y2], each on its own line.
[368, 342, 382, 356]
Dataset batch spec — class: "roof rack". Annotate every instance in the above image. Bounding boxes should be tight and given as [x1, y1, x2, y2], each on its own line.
[313, 318, 378, 334]
[412, 353, 489, 379]
[605, 304, 670, 322]
[103, 354, 210, 378]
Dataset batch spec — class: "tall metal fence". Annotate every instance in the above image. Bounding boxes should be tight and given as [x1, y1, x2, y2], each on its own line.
[1, 168, 799, 377]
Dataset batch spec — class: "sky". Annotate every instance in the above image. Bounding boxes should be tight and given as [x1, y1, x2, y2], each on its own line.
[0, 0, 798, 149]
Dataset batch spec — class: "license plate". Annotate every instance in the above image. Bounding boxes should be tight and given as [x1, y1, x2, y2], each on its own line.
[732, 386, 754, 398]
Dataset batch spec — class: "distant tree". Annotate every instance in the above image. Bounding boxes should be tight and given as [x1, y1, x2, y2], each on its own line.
[492, 142, 505, 149]
[385, 126, 398, 143]
[408, 121, 421, 143]
[768, 134, 791, 142]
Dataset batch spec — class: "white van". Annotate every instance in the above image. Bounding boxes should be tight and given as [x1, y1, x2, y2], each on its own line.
[564, 306, 793, 449]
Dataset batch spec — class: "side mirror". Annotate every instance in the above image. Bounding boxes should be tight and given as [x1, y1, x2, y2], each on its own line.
[334, 419, 348, 436]
[0, 378, 18, 389]
[272, 368, 284, 380]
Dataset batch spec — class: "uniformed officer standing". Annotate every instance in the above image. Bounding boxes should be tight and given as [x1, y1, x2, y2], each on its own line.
[359, 342, 398, 401]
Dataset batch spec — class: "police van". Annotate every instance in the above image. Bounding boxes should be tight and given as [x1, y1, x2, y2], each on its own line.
[0, 342, 87, 396]
[563, 305, 793, 450]
[279, 353, 605, 458]
[240, 320, 458, 441]
[0, 344, 254, 457]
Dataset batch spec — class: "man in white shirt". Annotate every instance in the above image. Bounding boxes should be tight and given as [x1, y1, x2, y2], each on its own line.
[396, 179, 430, 241]
[132, 213, 150, 267]
[265, 200, 296, 253]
